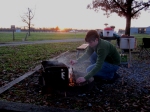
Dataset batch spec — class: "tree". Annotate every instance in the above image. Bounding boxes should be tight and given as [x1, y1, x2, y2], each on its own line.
[55, 26, 60, 31]
[87, 0, 150, 35]
[21, 8, 35, 36]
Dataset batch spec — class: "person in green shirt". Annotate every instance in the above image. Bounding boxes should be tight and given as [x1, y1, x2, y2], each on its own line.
[70, 30, 121, 84]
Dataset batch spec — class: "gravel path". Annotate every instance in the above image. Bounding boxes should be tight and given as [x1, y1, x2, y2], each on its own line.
[117, 58, 150, 93]
[50, 51, 150, 91]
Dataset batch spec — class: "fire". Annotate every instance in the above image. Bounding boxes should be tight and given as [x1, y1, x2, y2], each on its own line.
[69, 67, 76, 86]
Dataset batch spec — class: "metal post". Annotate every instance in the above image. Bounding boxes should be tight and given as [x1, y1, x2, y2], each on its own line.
[128, 38, 132, 68]
[13, 30, 15, 41]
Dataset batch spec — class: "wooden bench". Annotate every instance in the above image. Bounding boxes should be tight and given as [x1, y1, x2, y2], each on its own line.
[76, 44, 89, 58]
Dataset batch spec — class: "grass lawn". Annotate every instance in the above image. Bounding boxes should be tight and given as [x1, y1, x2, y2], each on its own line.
[0, 32, 150, 45]
[0, 33, 150, 74]
[0, 32, 86, 42]
[0, 41, 84, 82]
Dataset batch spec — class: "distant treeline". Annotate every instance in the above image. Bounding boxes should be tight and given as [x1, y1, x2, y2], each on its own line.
[0, 27, 89, 32]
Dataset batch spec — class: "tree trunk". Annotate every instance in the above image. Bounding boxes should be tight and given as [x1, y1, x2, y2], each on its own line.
[28, 10, 31, 36]
[125, 15, 131, 36]
[29, 24, 30, 36]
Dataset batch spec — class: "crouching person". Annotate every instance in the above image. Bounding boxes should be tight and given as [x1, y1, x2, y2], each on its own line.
[70, 30, 121, 84]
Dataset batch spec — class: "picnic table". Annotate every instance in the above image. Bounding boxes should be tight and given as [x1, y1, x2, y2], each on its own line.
[76, 44, 89, 58]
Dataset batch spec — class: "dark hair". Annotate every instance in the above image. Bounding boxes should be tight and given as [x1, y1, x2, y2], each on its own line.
[85, 30, 99, 42]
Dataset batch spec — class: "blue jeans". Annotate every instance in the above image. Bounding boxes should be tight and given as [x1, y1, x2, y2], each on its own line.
[87, 52, 119, 80]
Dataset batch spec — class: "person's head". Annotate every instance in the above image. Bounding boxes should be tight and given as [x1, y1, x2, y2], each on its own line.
[85, 30, 99, 47]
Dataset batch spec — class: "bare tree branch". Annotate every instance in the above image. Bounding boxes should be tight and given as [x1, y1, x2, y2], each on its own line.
[20, 7, 35, 36]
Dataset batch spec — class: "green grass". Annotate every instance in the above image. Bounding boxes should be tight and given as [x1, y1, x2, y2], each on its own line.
[0, 32, 150, 78]
[131, 34, 150, 46]
[0, 42, 85, 77]
[0, 32, 86, 42]
[0, 32, 150, 45]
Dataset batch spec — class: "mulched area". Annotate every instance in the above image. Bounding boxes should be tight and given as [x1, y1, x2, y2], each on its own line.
[0, 52, 150, 112]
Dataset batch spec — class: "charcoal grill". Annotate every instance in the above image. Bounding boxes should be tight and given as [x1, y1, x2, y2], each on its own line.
[39, 61, 94, 96]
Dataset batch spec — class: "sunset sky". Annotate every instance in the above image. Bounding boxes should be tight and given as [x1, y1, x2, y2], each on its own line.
[0, 0, 150, 31]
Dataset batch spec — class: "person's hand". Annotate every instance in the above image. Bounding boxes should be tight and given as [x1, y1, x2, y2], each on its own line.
[70, 60, 77, 65]
[76, 77, 86, 84]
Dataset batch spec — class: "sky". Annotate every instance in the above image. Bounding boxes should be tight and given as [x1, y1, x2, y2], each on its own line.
[0, 0, 150, 31]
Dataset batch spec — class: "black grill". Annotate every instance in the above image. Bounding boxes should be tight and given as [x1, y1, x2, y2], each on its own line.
[39, 61, 69, 92]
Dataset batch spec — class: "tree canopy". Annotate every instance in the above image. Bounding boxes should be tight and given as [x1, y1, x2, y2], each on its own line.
[87, 0, 150, 35]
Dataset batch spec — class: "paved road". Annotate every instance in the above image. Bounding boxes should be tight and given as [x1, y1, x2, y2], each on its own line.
[0, 38, 84, 47]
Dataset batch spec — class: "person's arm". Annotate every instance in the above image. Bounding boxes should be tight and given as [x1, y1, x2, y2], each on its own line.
[84, 49, 107, 80]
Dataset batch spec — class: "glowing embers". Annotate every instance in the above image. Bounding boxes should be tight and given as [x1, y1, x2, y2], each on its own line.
[68, 67, 76, 87]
